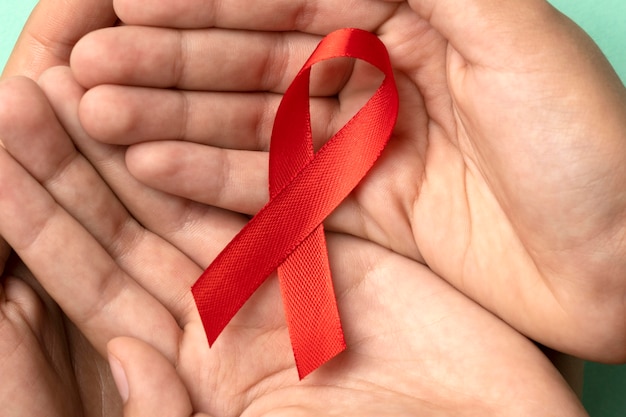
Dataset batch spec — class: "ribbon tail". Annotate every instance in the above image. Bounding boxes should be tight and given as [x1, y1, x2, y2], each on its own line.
[278, 225, 346, 379]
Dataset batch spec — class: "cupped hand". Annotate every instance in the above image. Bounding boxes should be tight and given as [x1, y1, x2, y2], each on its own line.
[71, 0, 626, 361]
[0, 1, 118, 413]
[3, 0, 120, 402]
[0, 71, 586, 416]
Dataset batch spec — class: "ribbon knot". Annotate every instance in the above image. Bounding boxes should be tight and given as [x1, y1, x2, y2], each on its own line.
[192, 28, 399, 379]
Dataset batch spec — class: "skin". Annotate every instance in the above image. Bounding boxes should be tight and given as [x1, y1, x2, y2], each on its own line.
[107, 337, 213, 417]
[1, 0, 116, 79]
[0, 66, 588, 416]
[0, 0, 623, 415]
[1, 0, 117, 416]
[72, 0, 626, 362]
[1, 0, 115, 275]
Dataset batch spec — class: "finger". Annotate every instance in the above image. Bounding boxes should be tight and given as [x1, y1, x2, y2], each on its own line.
[79, 86, 282, 149]
[71, 27, 354, 93]
[126, 141, 268, 216]
[2, 0, 116, 79]
[78, 85, 340, 150]
[1, 275, 48, 339]
[113, 0, 396, 33]
[108, 337, 214, 417]
[2, 261, 75, 361]
[0, 147, 181, 358]
[0, 76, 197, 322]
[0, 275, 77, 417]
[39, 66, 248, 274]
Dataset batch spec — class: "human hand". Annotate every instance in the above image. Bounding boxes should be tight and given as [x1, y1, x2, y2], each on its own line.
[0, 75, 140, 417]
[71, 0, 626, 362]
[0, 0, 115, 400]
[0, 263, 122, 417]
[108, 330, 586, 417]
[1, 5, 118, 410]
[0, 69, 586, 416]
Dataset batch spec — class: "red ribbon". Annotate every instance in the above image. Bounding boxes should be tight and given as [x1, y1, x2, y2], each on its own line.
[192, 28, 398, 379]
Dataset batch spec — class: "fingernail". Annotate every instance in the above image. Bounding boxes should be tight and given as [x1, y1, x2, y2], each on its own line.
[108, 354, 130, 404]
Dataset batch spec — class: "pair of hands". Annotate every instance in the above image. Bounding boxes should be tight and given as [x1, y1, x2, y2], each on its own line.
[2, 0, 626, 415]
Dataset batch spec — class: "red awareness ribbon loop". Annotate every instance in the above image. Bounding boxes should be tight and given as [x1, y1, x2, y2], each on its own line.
[192, 28, 399, 379]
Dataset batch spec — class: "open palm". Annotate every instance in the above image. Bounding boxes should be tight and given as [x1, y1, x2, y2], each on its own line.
[72, 0, 626, 363]
[0, 69, 586, 415]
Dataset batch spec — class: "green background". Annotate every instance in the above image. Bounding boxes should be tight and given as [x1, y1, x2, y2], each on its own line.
[1, 0, 625, 415]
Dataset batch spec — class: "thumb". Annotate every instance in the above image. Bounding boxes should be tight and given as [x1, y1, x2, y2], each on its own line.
[107, 337, 212, 417]
[2, 0, 116, 79]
